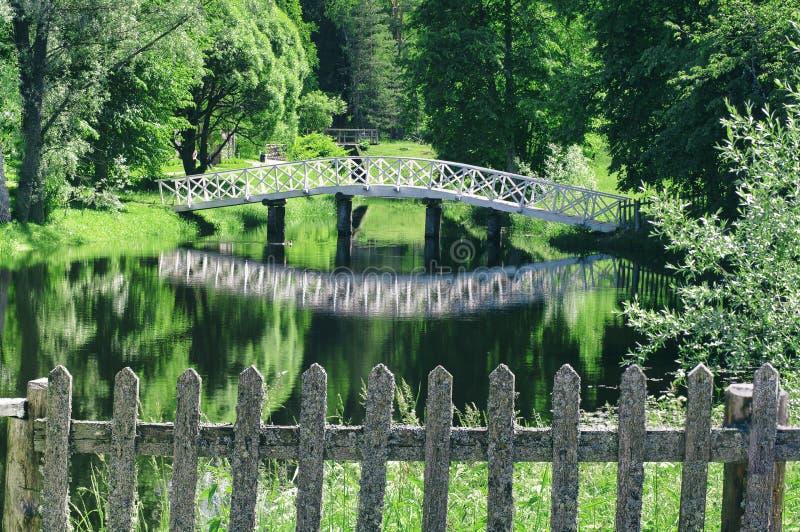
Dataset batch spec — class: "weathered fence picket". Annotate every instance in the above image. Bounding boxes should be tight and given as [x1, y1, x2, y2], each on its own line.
[109, 368, 139, 531]
[230, 366, 264, 531]
[170, 368, 202, 531]
[295, 363, 327, 531]
[42, 366, 72, 532]
[487, 364, 515, 531]
[2, 362, 798, 531]
[356, 364, 395, 531]
[422, 366, 453, 531]
[742, 364, 779, 530]
[551, 364, 580, 532]
[615, 364, 646, 531]
[678, 363, 713, 531]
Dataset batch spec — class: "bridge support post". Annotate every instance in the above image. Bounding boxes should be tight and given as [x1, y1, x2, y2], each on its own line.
[336, 193, 353, 238]
[424, 200, 442, 240]
[336, 235, 351, 267]
[263, 199, 287, 243]
[424, 200, 442, 270]
[487, 211, 503, 267]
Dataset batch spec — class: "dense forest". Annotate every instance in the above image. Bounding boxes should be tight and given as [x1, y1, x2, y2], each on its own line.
[0, 0, 799, 223]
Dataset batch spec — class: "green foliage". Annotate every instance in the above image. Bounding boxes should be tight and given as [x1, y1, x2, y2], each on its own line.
[175, 0, 309, 175]
[287, 132, 347, 160]
[326, 0, 403, 131]
[297, 90, 347, 132]
[591, 0, 800, 212]
[410, 0, 598, 171]
[624, 83, 800, 369]
[517, 144, 597, 189]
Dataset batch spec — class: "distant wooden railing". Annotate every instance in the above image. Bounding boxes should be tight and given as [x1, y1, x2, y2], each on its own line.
[324, 128, 380, 145]
[2, 363, 798, 530]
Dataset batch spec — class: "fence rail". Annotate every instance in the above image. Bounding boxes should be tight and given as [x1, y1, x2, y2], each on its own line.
[2, 363, 797, 531]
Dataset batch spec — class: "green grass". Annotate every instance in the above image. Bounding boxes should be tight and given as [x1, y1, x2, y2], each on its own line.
[161, 158, 259, 176]
[365, 140, 437, 159]
[69, 393, 800, 531]
[0, 191, 198, 268]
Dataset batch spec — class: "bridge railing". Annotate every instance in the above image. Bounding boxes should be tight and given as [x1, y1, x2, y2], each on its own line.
[157, 157, 632, 232]
[324, 128, 380, 145]
[1, 363, 794, 530]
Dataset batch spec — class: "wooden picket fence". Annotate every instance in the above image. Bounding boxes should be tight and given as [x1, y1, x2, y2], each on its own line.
[2, 362, 799, 531]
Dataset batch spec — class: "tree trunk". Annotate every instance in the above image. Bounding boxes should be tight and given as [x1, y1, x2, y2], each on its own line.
[178, 129, 198, 175]
[12, 2, 51, 224]
[502, 0, 517, 173]
[0, 144, 11, 223]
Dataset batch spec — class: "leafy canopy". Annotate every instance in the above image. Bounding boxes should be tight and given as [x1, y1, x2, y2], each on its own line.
[624, 81, 800, 370]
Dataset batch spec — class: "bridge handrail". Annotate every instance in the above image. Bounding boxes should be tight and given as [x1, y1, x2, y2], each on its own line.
[157, 156, 629, 200]
[157, 157, 634, 232]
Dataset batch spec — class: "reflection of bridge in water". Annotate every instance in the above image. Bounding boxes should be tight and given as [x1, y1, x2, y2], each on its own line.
[159, 249, 673, 317]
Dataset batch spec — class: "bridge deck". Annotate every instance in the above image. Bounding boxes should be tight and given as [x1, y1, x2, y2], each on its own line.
[157, 157, 634, 232]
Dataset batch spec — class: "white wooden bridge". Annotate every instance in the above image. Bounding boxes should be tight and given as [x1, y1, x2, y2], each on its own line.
[158, 249, 664, 317]
[157, 157, 634, 232]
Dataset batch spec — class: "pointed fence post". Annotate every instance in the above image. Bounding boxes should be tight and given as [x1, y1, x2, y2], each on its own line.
[230, 366, 264, 532]
[42, 366, 72, 532]
[616, 365, 646, 531]
[357, 365, 395, 531]
[422, 366, 453, 532]
[487, 364, 515, 531]
[3, 378, 47, 531]
[109, 368, 140, 531]
[551, 364, 580, 532]
[170, 369, 202, 532]
[679, 364, 713, 532]
[296, 364, 327, 532]
[742, 364, 780, 531]
[721, 370, 788, 532]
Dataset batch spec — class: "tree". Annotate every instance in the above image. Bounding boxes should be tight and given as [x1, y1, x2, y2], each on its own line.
[327, 0, 402, 131]
[6, 0, 197, 222]
[410, 0, 597, 171]
[591, 0, 800, 213]
[0, 1, 15, 222]
[175, 0, 308, 175]
[624, 82, 800, 370]
[82, 37, 200, 191]
[297, 90, 347, 132]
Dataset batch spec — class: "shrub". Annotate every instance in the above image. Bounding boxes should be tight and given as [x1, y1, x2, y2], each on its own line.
[297, 91, 347, 133]
[287, 133, 348, 161]
[623, 81, 800, 370]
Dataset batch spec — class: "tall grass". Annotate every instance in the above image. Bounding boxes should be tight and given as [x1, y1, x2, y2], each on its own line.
[68, 377, 800, 531]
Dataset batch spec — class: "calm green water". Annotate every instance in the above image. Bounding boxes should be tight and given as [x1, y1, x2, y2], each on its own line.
[0, 205, 675, 426]
[0, 200, 677, 524]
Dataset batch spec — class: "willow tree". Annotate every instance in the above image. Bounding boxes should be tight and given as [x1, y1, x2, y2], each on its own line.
[174, 0, 308, 175]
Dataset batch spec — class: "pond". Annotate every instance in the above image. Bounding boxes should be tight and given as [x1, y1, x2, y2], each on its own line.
[0, 199, 676, 427]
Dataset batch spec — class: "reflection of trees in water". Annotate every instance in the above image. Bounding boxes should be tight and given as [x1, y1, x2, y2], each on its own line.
[0, 258, 309, 422]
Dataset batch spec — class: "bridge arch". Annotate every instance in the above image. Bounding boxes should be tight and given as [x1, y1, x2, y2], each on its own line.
[158, 157, 635, 232]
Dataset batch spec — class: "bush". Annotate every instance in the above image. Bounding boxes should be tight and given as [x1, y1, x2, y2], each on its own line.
[287, 133, 348, 161]
[297, 91, 347, 133]
[623, 81, 800, 370]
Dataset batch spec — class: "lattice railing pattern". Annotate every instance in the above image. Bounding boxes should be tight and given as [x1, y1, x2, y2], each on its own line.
[158, 250, 624, 317]
[158, 157, 633, 232]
